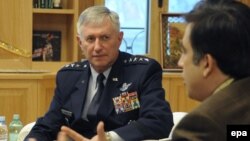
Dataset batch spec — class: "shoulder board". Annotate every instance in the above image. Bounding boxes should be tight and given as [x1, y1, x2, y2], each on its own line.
[60, 61, 89, 71]
[123, 56, 151, 65]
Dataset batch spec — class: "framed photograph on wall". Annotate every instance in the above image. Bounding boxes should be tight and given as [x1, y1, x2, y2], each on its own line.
[32, 30, 61, 61]
[160, 13, 186, 72]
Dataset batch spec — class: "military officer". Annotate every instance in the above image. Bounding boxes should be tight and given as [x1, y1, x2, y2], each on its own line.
[25, 5, 173, 141]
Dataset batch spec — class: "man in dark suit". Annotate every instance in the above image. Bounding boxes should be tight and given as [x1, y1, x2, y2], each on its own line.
[25, 5, 173, 141]
[172, 0, 250, 140]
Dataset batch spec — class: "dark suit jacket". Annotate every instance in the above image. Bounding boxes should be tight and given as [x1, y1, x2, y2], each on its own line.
[172, 77, 250, 141]
[25, 51, 173, 141]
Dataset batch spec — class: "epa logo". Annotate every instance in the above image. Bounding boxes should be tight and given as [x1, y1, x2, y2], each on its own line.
[231, 131, 247, 138]
[227, 125, 250, 140]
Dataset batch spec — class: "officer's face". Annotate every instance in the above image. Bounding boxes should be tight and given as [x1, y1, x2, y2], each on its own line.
[78, 18, 123, 73]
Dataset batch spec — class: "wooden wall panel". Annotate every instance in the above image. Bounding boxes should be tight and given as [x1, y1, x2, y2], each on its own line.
[37, 79, 56, 117]
[0, 80, 37, 125]
[0, 73, 56, 125]
[163, 73, 200, 112]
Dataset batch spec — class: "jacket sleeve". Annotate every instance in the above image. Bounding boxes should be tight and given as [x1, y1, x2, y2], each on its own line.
[172, 112, 224, 141]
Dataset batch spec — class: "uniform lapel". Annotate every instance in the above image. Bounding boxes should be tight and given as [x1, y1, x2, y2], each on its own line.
[71, 65, 91, 119]
[98, 55, 125, 119]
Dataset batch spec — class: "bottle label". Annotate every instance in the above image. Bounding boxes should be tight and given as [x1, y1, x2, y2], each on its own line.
[9, 133, 18, 141]
[0, 134, 7, 139]
[0, 126, 8, 141]
[0, 134, 8, 141]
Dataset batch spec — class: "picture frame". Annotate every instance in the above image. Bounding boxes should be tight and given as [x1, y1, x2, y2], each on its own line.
[32, 30, 61, 61]
[160, 13, 186, 72]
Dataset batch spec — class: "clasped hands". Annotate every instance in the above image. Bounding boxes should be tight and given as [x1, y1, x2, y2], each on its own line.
[57, 121, 107, 141]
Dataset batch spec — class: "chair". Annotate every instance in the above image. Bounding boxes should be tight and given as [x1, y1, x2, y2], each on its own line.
[17, 122, 36, 141]
[153, 112, 188, 141]
[167, 112, 188, 139]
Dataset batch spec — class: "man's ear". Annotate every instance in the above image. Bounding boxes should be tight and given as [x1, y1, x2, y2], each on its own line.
[202, 54, 215, 78]
[118, 31, 124, 48]
[76, 35, 82, 46]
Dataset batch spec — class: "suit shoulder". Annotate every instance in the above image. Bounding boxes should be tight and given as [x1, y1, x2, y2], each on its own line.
[59, 60, 89, 72]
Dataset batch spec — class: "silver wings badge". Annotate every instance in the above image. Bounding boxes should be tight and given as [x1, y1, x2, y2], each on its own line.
[119, 82, 132, 91]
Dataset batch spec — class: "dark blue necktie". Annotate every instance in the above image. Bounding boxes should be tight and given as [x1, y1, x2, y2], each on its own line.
[87, 73, 105, 122]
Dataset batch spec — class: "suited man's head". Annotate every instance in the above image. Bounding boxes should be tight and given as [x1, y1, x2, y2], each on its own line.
[178, 0, 250, 101]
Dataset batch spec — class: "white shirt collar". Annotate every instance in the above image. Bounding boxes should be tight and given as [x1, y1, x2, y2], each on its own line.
[89, 65, 112, 86]
[213, 78, 234, 94]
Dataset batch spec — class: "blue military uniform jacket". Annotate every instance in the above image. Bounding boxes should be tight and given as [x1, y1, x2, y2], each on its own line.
[26, 51, 173, 141]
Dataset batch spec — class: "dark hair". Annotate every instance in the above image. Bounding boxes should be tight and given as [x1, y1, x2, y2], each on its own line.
[185, 0, 250, 79]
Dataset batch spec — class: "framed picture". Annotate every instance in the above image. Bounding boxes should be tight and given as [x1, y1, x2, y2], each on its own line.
[32, 30, 61, 61]
[160, 13, 186, 72]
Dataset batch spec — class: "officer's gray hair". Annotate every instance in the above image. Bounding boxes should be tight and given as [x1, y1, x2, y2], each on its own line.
[77, 6, 120, 37]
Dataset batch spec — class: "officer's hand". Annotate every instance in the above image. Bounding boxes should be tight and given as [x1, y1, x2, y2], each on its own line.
[57, 121, 107, 141]
[26, 138, 37, 141]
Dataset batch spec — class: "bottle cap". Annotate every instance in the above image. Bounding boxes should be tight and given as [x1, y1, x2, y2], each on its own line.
[0, 116, 5, 121]
[13, 114, 20, 120]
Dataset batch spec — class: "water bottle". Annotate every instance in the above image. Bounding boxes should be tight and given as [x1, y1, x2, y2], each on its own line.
[9, 114, 23, 141]
[0, 116, 8, 141]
